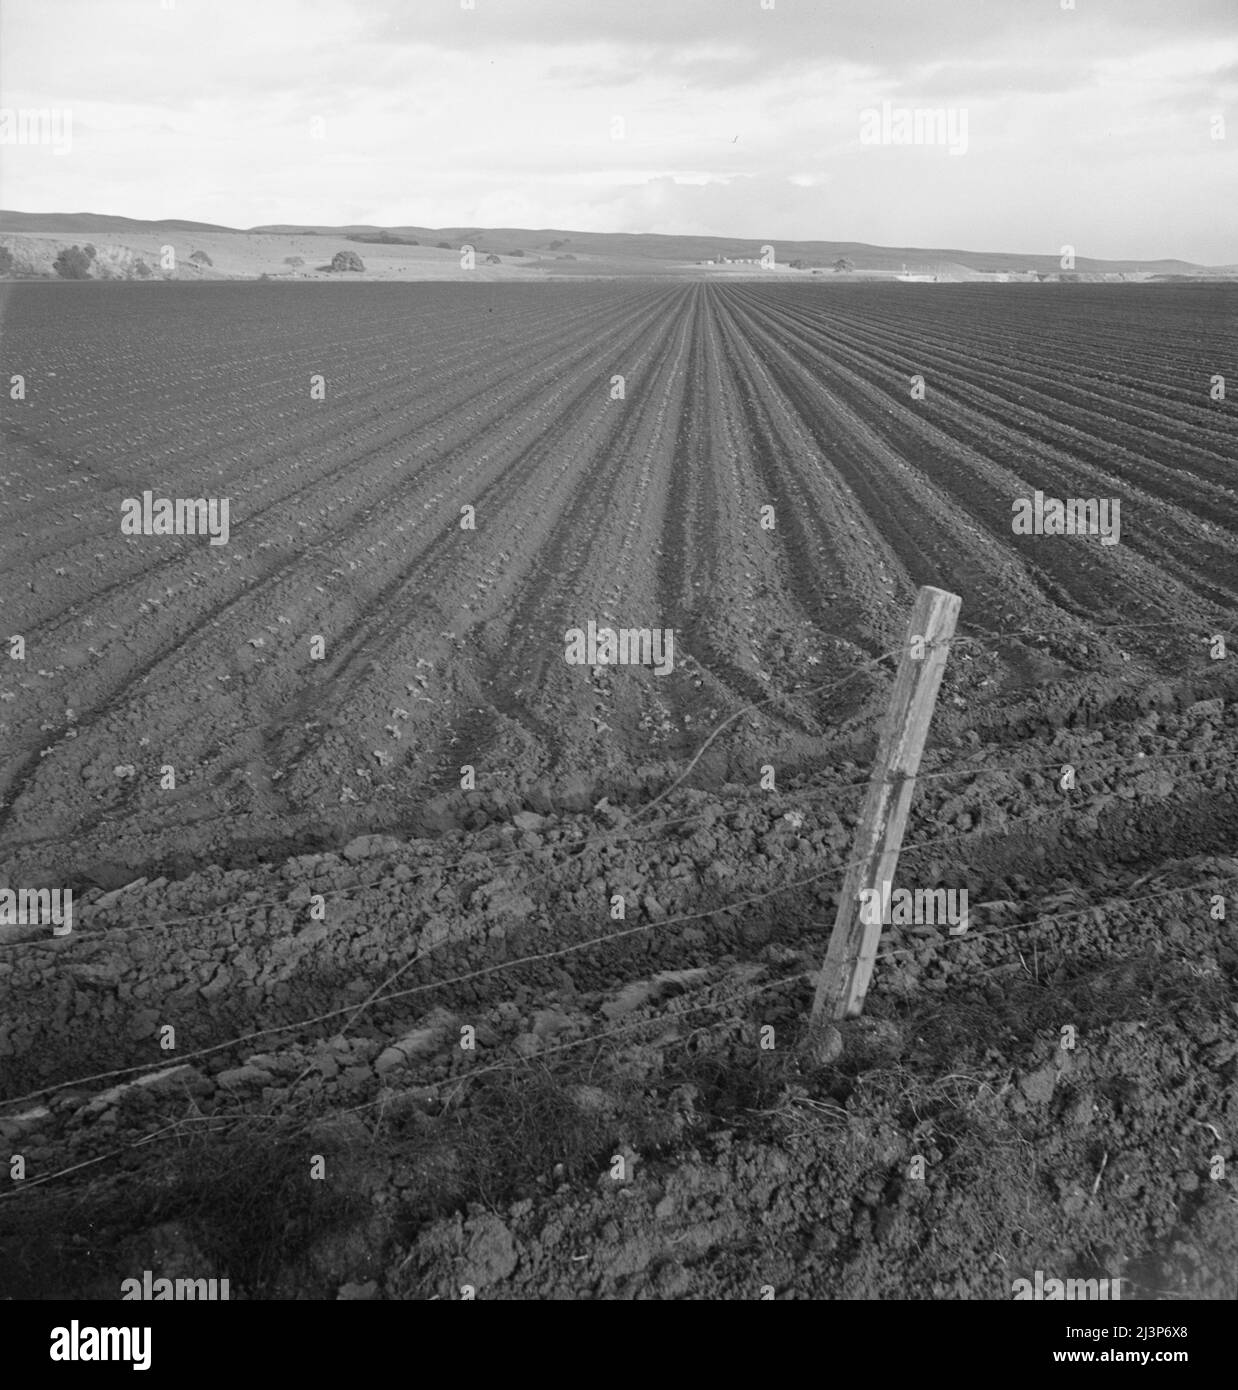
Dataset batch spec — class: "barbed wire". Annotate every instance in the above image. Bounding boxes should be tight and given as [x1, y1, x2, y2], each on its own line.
[911, 742, 1232, 788]
[0, 797, 1077, 1111]
[0, 969, 809, 1203]
[6, 705, 1231, 952]
[5, 781, 1216, 1115]
[21, 743, 1230, 966]
[3, 785, 866, 947]
[358, 968, 811, 1104]
[622, 645, 901, 824]
[0, 644, 897, 858]
[336, 876, 1238, 1100]
[1, 616, 1234, 1149]
[959, 617, 1232, 643]
[0, 651, 899, 941]
[874, 873, 1238, 963]
[0, 610, 1230, 858]
[5, 859, 1232, 1202]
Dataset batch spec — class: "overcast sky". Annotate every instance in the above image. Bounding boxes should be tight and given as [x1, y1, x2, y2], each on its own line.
[1, 0, 1234, 262]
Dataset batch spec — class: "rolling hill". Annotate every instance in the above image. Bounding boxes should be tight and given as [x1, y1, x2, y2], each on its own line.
[1, 210, 1231, 280]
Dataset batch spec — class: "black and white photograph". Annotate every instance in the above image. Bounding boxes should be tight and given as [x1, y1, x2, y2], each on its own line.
[0, 0, 1235, 1342]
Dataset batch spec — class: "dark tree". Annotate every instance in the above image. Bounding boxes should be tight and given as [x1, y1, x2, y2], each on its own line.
[53, 245, 94, 279]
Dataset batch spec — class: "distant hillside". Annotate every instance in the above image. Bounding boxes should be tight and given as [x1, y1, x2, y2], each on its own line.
[0, 209, 1230, 278]
[0, 210, 236, 235]
[249, 224, 1216, 276]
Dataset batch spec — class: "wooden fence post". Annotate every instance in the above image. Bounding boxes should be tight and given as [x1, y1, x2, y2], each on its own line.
[809, 586, 961, 1026]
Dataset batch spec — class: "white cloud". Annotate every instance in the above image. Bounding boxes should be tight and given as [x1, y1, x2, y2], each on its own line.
[0, 0, 1234, 260]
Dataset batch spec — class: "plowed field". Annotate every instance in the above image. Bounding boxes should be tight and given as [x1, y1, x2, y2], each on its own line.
[2, 281, 1235, 881]
[1, 280, 1236, 1301]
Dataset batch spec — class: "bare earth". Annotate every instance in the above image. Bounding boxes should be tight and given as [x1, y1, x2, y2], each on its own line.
[0, 280, 1235, 1300]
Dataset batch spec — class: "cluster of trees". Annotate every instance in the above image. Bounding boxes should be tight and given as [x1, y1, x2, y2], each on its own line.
[349, 230, 420, 245]
[51, 243, 157, 279]
[330, 249, 365, 272]
[0, 246, 15, 276]
[53, 243, 97, 278]
[787, 256, 854, 272]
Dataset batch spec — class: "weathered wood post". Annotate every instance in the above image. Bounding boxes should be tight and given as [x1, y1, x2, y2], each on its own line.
[809, 586, 961, 1026]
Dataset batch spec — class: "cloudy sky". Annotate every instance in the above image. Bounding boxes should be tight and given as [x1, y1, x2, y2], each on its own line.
[1, 0, 1235, 262]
